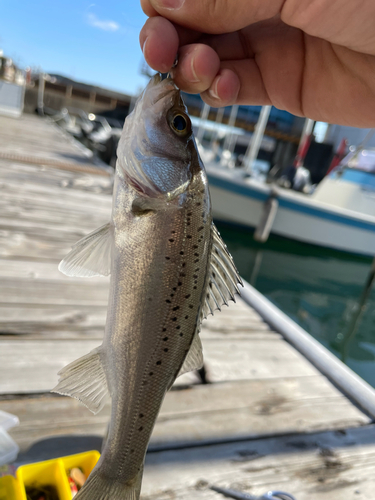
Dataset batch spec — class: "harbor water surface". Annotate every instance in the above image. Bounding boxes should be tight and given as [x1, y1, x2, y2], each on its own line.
[216, 221, 375, 388]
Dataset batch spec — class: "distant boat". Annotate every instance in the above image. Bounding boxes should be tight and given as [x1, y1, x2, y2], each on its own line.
[206, 148, 375, 257]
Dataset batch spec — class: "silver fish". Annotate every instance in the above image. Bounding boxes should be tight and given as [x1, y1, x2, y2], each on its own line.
[53, 74, 242, 500]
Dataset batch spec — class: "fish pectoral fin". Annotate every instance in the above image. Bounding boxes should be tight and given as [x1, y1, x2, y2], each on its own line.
[178, 332, 204, 377]
[58, 222, 113, 277]
[51, 346, 109, 414]
[202, 223, 243, 319]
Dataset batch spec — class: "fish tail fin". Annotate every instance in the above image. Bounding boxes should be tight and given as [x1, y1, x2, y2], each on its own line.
[75, 466, 143, 500]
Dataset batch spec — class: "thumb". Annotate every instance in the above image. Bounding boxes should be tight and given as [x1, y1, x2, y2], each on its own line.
[146, 0, 285, 34]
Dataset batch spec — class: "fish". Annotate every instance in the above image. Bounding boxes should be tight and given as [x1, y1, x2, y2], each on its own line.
[52, 74, 242, 500]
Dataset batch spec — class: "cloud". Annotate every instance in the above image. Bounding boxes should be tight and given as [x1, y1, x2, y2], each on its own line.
[87, 13, 119, 32]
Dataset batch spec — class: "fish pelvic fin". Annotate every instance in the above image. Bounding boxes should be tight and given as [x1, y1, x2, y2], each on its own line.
[201, 223, 243, 319]
[51, 346, 109, 414]
[58, 222, 113, 277]
[74, 465, 143, 500]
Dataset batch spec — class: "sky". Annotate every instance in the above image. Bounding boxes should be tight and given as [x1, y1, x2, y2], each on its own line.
[0, 0, 150, 96]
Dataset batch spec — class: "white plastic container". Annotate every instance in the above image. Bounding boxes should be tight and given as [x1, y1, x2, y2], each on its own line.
[0, 410, 19, 466]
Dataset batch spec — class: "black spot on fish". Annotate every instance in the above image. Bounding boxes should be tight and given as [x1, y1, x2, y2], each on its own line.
[176, 326, 181, 330]
[180, 251, 184, 255]
[171, 230, 176, 234]
[163, 337, 169, 341]
[189, 304, 194, 309]
[172, 317, 177, 321]
[173, 306, 179, 311]
[182, 262, 186, 268]
[194, 253, 199, 257]
[185, 315, 188, 319]
[130, 449, 135, 453]
[187, 235, 192, 239]
[193, 245, 198, 249]
[194, 280, 198, 284]
[165, 257, 170, 260]
[212, 272, 216, 278]
[169, 238, 174, 243]
[193, 274, 198, 279]
[185, 294, 191, 299]
[173, 287, 177, 291]
[149, 372, 153, 376]
[194, 259, 199, 263]
[207, 293, 210, 298]
[139, 414, 144, 418]
[178, 282, 182, 286]
[156, 360, 162, 365]
[166, 299, 171, 303]
[196, 202, 201, 206]
[148, 297, 152, 302]
[198, 226, 204, 231]
[162, 328, 167, 332]
[193, 286, 197, 289]
[180, 333, 184, 337]
[187, 212, 192, 216]
[187, 222, 191, 226]
[170, 293, 174, 297]
[139, 427, 143, 431]
[164, 348, 169, 352]
[195, 267, 200, 272]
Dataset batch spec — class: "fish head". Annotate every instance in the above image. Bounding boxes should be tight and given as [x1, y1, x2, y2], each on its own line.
[117, 74, 201, 202]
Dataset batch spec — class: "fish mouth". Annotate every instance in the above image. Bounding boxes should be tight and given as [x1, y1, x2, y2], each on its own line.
[147, 74, 181, 107]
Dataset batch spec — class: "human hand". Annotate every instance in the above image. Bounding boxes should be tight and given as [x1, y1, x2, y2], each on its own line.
[139, 0, 375, 127]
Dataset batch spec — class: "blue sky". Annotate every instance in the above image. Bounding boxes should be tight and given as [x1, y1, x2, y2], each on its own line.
[0, 0, 150, 95]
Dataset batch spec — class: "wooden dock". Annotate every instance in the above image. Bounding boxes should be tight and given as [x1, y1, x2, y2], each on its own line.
[1, 114, 375, 499]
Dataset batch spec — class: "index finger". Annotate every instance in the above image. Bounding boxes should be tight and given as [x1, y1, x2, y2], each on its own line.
[140, 17, 203, 73]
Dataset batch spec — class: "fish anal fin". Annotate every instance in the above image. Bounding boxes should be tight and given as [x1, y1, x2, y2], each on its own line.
[51, 346, 109, 414]
[177, 332, 204, 378]
[58, 222, 113, 278]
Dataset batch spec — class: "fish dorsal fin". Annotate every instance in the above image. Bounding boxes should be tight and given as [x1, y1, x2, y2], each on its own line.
[58, 222, 113, 277]
[201, 223, 243, 319]
[178, 332, 204, 377]
[51, 346, 109, 414]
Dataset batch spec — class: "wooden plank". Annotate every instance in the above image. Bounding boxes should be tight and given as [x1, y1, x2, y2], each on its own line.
[142, 424, 375, 499]
[1, 376, 369, 453]
[0, 159, 112, 194]
[0, 115, 99, 168]
[0, 278, 109, 306]
[0, 305, 107, 337]
[0, 335, 319, 394]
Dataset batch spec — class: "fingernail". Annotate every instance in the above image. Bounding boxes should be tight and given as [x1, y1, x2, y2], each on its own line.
[208, 76, 221, 100]
[152, 0, 184, 10]
[142, 37, 148, 55]
[189, 56, 200, 83]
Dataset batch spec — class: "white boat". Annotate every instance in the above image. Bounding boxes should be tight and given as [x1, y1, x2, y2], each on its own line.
[206, 148, 375, 257]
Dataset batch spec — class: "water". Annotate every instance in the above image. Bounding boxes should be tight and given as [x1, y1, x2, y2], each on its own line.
[215, 221, 375, 387]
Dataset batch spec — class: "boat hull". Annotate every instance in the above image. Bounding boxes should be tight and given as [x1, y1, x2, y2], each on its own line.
[206, 166, 375, 257]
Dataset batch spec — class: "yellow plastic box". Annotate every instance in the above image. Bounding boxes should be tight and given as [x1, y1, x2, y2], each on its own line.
[0, 475, 22, 500]
[0, 451, 100, 500]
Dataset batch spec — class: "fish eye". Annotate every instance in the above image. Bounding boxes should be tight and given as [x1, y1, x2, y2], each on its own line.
[173, 114, 187, 132]
[168, 111, 191, 137]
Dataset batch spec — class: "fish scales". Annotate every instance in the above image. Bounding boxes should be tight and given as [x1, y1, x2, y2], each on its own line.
[53, 74, 242, 500]
[104, 170, 212, 480]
